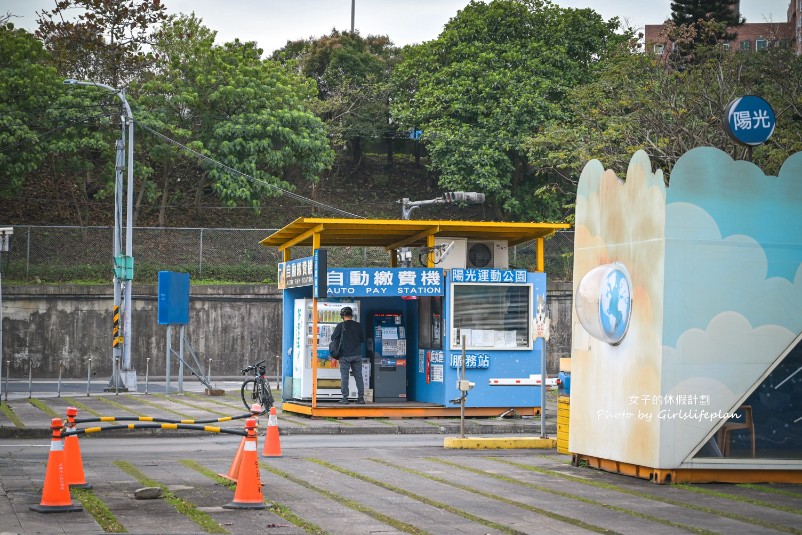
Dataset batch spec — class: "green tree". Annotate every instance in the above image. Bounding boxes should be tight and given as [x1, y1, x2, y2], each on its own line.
[526, 41, 799, 188]
[273, 30, 399, 167]
[135, 15, 334, 224]
[391, 0, 625, 220]
[0, 23, 60, 197]
[35, 0, 167, 88]
[666, 0, 744, 65]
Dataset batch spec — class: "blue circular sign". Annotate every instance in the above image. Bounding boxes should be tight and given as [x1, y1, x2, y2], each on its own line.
[724, 95, 776, 146]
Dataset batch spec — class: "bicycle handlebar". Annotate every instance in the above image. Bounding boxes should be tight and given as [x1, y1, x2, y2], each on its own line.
[241, 359, 266, 375]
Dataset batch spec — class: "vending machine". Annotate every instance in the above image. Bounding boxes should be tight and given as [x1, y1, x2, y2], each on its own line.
[292, 299, 360, 400]
[371, 312, 407, 402]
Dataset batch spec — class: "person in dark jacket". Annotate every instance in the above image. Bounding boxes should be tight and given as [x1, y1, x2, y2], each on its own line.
[330, 306, 365, 404]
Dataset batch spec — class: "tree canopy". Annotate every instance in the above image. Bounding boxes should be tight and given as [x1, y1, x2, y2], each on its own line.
[390, 0, 626, 220]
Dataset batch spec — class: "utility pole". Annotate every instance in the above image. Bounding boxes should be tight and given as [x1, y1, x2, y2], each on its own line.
[351, 0, 355, 32]
[0, 227, 12, 404]
[64, 79, 137, 391]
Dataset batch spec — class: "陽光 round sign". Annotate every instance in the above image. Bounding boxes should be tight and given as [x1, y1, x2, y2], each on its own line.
[724, 95, 776, 146]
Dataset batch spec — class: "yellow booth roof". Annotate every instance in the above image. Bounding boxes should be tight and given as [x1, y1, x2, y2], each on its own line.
[260, 217, 569, 252]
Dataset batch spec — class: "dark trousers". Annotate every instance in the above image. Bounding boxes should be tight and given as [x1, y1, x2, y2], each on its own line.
[339, 355, 364, 400]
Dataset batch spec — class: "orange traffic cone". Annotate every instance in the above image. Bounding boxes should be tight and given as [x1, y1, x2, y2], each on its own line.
[64, 407, 91, 489]
[262, 407, 283, 457]
[223, 418, 266, 509]
[29, 418, 82, 513]
[219, 437, 245, 482]
[218, 404, 261, 482]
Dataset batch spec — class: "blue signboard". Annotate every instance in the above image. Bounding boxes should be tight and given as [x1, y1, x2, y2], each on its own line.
[157, 271, 190, 325]
[278, 256, 314, 290]
[326, 268, 443, 297]
[313, 249, 327, 298]
[450, 268, 527, 284]
[724, 95, 776, 146]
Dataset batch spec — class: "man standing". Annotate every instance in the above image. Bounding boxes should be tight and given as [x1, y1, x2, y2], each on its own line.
[330, 306, 365, 404]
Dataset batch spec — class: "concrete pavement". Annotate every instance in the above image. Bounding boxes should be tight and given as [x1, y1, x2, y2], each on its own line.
[0, 380, 557, 439]
[2, 384, 802, 535]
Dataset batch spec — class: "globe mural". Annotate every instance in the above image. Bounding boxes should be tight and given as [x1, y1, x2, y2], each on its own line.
[599, 267, 631, 344]
[575, 262, 632, 346]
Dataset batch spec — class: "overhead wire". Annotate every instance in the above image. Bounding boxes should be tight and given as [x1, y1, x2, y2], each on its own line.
[136, 122, 365, 219]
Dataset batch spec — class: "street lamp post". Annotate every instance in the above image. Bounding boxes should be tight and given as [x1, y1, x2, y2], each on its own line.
[0, 227, 12, 404]
[64, 79, 136, 391]
[398, 192, 485, 265]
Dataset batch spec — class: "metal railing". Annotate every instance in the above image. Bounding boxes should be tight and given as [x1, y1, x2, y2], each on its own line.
[0, 226, 575, 283]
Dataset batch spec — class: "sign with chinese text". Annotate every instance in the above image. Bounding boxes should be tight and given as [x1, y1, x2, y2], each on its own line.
[326, 268, 443, 297]
[449, 352, 491, 369]
[278, 256, 314, 290]
[450, 268, 527, 284]
[724, 95, 776, 146]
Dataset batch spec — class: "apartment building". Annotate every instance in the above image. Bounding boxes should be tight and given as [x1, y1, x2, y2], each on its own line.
[644, 0, 801, 56]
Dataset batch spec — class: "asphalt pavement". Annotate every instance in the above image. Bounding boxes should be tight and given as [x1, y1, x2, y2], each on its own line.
[1, 381, 801, 534]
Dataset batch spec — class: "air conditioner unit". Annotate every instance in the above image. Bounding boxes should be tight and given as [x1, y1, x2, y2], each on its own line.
[433, 237, 467, 269]
[466, 240, 509, 269]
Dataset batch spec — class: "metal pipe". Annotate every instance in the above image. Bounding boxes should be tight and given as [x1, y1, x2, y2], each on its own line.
[86, 358, 92, 396]
[27, 358, 32, 399]
[4, 360, 9, 402]
[57, 360, 63, 397]
[145, 357, 150, 394]
[460, 335, 467, 439]
[207, 358, 212, 387]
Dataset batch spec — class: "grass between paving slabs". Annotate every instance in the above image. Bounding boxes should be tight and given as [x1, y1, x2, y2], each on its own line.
[673, 482, 802, 516]
[63, 397, 104, 417]
[180, 459, 326, 534]
[307, 458, 522, 535]
[114, 460, 228, 534]
[182, 392, 249, 413]
[122, 394, 192, 419]
[372, 458, 618, 534]
[150, 393, 232, 418]
[27, 398, 60, 419]
[417, 457, 709, 535]
[0, 403, 24, 427]
[72, 488, 127, 533]
[262, 460, 427, 535]
[737, 483, 802, 499]
[93, 396, 149, 417]
[486, 457, 802, 535]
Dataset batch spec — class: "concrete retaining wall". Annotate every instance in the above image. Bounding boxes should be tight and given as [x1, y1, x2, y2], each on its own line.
[1, 282, 573, 380]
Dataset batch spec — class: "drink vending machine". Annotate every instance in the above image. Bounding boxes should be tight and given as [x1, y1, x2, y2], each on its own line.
[371, 312, 407, 402]
[292, 299, 360, 400]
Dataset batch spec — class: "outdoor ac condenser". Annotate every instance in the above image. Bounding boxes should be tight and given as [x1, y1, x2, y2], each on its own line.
[466, 240, 509, 269]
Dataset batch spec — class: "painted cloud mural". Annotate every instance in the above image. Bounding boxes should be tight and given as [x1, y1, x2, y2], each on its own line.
[570, 147, 802, 469]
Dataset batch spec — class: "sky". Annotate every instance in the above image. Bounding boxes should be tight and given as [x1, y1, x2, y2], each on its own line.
[3, 0, 793, 55]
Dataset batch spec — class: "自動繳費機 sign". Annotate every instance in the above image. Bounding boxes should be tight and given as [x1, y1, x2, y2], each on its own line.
[326, 268, 443, 297]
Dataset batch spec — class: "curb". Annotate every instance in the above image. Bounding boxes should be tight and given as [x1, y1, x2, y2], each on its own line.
[443, 436, 557, 449]
[0, 423, 557, 440]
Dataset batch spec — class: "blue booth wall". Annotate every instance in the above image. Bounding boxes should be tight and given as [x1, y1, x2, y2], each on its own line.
[281, 271, 547, 408]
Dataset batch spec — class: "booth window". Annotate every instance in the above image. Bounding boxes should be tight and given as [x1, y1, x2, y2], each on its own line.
[418, 296, 443, 349]
[450, 284, 532, 350]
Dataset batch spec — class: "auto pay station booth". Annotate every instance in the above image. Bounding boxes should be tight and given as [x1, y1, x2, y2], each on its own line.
[261, 218, 568, 418]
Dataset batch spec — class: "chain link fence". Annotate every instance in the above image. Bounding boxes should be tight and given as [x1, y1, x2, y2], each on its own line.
[0, 226, 575, 283]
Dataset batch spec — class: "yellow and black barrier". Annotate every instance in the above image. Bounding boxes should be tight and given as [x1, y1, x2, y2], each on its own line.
[64, 422, 247, 437]
[74, 412, 253, 426]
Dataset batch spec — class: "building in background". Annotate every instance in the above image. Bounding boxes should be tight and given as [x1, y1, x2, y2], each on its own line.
[645, 0, 801, 56]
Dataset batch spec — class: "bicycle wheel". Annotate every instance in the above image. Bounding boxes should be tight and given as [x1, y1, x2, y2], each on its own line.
[241, 379, 258, 411]
[258, 381, 274, 414]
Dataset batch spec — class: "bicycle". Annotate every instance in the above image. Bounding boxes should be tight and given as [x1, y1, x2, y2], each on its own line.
[240, 360, 274, 415]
